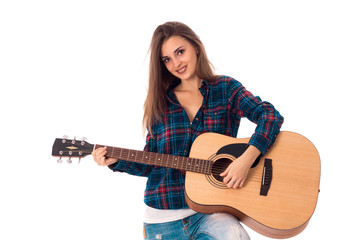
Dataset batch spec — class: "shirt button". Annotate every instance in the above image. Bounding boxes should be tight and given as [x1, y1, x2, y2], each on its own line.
[195, 117, 199, 121]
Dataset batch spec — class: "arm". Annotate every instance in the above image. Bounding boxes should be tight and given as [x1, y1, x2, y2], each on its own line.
[229, 79, 284, 154]
[221, 79, 284, 188]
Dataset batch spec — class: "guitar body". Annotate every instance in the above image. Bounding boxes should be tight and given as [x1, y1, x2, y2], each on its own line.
[185, 131, 320, 239]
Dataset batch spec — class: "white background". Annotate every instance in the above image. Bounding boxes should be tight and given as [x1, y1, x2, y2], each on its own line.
[1, 0, 359, 239]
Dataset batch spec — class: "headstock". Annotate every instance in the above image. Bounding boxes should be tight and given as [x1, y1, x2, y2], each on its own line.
[52, 136, 94, 163]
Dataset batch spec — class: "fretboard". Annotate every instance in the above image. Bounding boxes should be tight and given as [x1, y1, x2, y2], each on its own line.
[95, 145, 212, 174]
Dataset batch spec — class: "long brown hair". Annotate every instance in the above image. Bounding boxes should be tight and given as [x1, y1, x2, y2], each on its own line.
[143, 21, 217, 134]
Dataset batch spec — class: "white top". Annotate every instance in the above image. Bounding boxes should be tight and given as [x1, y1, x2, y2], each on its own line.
[143, 204, 197, 224]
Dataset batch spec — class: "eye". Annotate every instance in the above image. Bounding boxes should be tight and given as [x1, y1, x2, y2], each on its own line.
[177, 49, 185, 55]
[162, 57, 170, 64]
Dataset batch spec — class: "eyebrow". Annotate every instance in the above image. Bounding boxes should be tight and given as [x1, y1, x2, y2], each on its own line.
[162, 46, 184, 59]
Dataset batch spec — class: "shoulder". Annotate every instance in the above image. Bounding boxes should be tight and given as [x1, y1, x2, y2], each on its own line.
[206, 75, 244, 92]
[207, 75, 242, 85]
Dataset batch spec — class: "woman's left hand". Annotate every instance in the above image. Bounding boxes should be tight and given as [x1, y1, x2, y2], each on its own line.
[220, 145, 261, 189]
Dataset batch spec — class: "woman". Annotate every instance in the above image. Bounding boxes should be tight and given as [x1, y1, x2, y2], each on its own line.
[92, 21, 284, 240]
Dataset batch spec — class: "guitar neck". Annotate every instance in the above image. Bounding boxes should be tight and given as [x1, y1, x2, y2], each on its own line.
[94, 145, 212, 174]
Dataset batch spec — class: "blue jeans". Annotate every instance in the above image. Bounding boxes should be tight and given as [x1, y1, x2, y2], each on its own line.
[143, 212, 250, 240]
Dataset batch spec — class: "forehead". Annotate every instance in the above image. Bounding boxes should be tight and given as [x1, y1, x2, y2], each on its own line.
[161, 35, 191, 56]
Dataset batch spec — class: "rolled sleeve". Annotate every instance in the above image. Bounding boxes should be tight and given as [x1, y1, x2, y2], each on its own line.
[229, 79, 284, 154]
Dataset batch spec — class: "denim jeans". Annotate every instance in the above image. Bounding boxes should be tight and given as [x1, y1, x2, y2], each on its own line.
[143, 212, 250, 240]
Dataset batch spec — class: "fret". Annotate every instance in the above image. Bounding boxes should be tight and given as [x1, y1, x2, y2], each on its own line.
[137, 150, 142, 163]
[159, 154, 163, 164]
[133, 150, 137, 161]
[119, 148, 123, 159]
[167, 154, 171, 168]
[200, 159, 205, 173]
[197, 159, 201, 173]
[129, 150, 135, 161]
[179, 156, 184, 170]
[125, 149, 130, 160]
[141, 151, 146, 164]
[105, 146, 111, 157]
[186, 157, 192, 172]
[184, 157, 188, 171]
[111, 147, 114, 158]
[186, 158, 191, 172]
[144, 152, 150, 164]
[137, 151, 144, 163]
[155, 153, 161, 165]
[133, 150, 138, 162]
[208, 160, 212, 174]
[151, 152, 155, 164]
[189, 158, 194, 172]
[148, 152, 153, 164]
[172, 155, 177, 169]
[197, 158, 202, 172]
[204, 160, 209, 174]
[153, 152, 157, 165]
[187, 158, 191, 171]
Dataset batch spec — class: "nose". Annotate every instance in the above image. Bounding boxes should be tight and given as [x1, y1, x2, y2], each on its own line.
[172, 58, 181, 68]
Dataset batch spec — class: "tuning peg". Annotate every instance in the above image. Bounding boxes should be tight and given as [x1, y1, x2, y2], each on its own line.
[81, 137, 87, 145]
[57, 157, 63, 163]
[62, 135, 69, 143]
[67, 158, 72, 164]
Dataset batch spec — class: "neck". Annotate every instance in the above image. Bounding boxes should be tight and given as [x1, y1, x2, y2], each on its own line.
[177, 77, 202, 91]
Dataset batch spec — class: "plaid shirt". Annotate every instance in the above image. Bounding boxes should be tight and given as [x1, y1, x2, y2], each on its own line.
[109, 76, 284, 209]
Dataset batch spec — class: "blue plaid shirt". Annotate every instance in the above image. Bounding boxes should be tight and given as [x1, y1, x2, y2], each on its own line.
[109, 76, 284, 209]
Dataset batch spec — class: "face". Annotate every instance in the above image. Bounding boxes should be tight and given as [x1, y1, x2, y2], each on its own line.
[161, 35, 199, 82]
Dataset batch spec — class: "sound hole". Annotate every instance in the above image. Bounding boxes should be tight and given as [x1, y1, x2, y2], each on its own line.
[212, 158, 233, 182]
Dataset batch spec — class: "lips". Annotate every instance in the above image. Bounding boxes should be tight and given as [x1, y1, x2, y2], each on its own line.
[176, 66, 187, 74]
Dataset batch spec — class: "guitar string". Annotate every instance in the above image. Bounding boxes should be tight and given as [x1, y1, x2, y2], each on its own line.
[75, 148, 261, 176]
[110, 149, 263, 181]
[69, 147, 263, 181]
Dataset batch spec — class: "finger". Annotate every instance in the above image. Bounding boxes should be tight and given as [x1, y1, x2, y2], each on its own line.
[223, 175, 231, 184]
[93, 147, 107, 165]
[226, 178, 235, 188]
[233, 179, 241, 189]
[92, 147, 105, 158]
[220, 168, 231, 184]
[220, 167, 229, 177]
[98, 156, 106, 165]
[96, 147, 107, 158]
[104, 157, 118, 166]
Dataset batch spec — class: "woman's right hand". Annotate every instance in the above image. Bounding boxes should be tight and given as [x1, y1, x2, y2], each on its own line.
[91, 147, 118, 166]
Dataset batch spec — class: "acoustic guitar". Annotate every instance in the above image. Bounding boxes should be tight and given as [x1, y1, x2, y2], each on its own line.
[52, 131, 320, 239]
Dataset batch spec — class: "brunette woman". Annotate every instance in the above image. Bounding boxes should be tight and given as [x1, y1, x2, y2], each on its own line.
[92, 21, 284, 240]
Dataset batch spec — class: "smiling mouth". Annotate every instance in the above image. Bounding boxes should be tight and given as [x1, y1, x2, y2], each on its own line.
[176, 66, 187, 74]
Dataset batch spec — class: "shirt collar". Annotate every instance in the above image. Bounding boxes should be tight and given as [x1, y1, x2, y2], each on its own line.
[167, 79, 210, 106]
